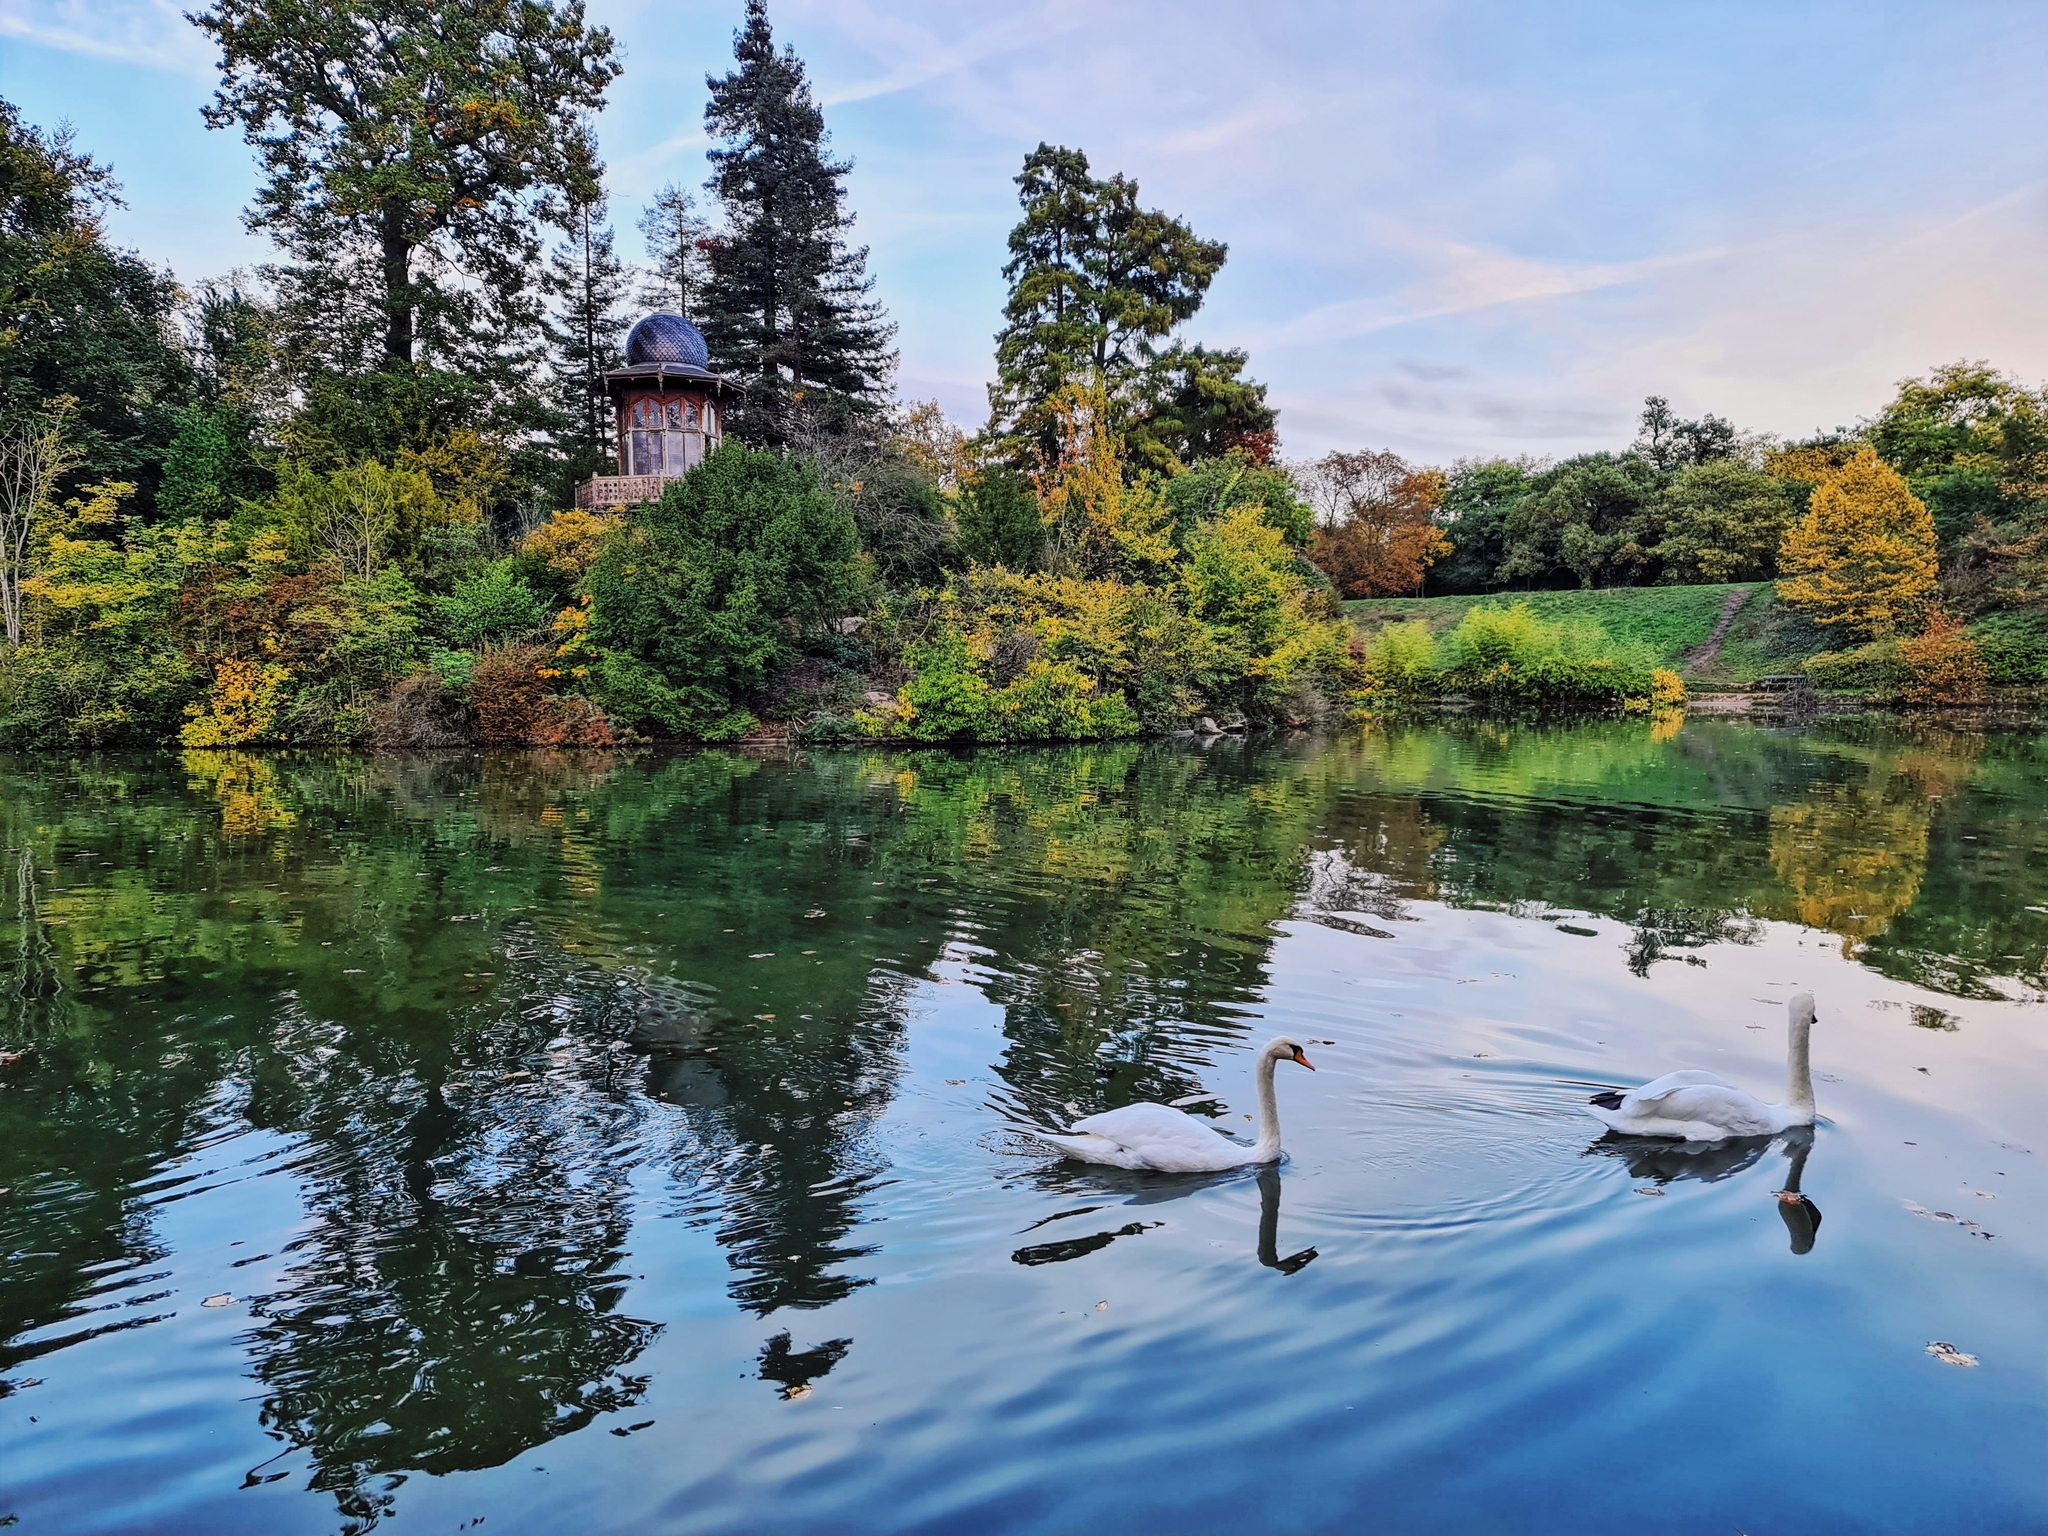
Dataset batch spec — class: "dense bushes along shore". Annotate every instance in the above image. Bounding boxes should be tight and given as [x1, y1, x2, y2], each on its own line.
[3, 394, 1694, 752]
[5, 0, 2043, 750]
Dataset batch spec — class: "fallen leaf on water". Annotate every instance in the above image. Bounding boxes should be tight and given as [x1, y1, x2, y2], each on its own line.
[1904, 1201, 1995, 1238]
[502, 1070, 533, 1082]
[1926, 1342, 1978, 1367]
[755, 1013, 775, 1021]
[786, 1385, 812, 1400]
[945, 1079, 965, 1085]
[1095, 1300, 1109, 1311]
[804, 910, 826, 919]
[202, 1293, 233, 1308]
[749, 953, 774, 959]
[1634, 1187, 1664, 1197]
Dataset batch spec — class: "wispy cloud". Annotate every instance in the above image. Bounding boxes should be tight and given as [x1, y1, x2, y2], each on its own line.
[0, 0, 211, 73]
[1252, 234, 1741, 353]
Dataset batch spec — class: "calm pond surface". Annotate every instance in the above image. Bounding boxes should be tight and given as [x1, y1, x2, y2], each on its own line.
[2, 720, 2045, 1534]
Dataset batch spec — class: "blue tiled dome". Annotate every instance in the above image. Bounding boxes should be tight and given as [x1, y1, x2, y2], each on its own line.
[625, 311, 710, 368]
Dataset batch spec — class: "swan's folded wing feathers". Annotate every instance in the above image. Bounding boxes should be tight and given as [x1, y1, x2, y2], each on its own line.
[1628, 1083, 1777, 1137]
[1626, 1069, 1733, 1108]
[1070, 1102, 1236, 1155]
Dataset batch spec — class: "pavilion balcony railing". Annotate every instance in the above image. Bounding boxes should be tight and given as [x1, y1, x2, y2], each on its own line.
[575, 475, 682, 510]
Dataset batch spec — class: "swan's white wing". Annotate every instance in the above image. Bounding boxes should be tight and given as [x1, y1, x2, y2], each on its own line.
[1070, 1102, 1234, 1157]
[1032, 1131, 1148, 1168]
[1627, 1069, 1733, 1105]
[1616, 1082, 1779, 1139]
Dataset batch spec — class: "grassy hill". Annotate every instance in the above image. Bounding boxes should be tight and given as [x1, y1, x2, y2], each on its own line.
[1342, 583, 1835, 689]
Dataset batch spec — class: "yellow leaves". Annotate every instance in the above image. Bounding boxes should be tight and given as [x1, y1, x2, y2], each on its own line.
[180, 658, 292, 748]
[1776, 448, 1938, 639]
[180, 751, 297, 838]
[522, 508, 619, 576]
[1766, 444, 1858, 486]
[891, 400, 975, 491]
[392, 428, 507, 523]
[549, 594, 600, 681]
[1648, 668, 1687, 709]
[1033, 381, 1176, 580]
[245, 528, 291, 568]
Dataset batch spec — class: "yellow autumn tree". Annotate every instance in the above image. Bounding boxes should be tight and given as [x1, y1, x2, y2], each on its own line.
[1033, 381, 1176, 581]
[1775, 448, 1938, 638]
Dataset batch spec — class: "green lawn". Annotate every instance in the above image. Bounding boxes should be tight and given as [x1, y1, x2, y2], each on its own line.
[1344, 584, 2048, 691]
[1351, 581, 1769, 684]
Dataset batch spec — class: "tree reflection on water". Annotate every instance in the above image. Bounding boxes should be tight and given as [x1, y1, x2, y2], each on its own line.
[0, 718, 2042, 1526]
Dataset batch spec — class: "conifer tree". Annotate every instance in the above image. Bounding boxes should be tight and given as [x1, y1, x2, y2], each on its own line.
[990, 143, 1237, 467]
[1776, 448, 1939, 638]
[542, 194, 634, 482]
[698, 0, 896, 444]
[637, 184, 714, 318]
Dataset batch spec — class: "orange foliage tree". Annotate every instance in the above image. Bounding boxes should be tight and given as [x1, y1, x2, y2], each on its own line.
[1301, 451, 1451, 597]
[1776, 448, 1938, 639]
[1897, 610, 1988, 705]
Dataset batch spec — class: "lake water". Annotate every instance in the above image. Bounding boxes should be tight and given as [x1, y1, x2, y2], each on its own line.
[2, 719, 2044, 1535]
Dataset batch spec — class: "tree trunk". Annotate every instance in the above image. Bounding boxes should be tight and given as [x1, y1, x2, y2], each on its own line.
[382, 214, 415, 366]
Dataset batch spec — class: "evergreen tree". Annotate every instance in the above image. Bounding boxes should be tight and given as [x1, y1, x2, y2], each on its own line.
[990, 143, 1230, 464]
[698, 0, 896, 445]
[637, 184, 714, 318]
[1125, 343, 1278, 474]
[542, 195, 635, 484]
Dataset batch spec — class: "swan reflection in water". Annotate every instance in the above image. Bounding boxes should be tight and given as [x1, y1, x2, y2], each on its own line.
[1587, 1125, 1823, 1254]
[1010, 1162, 1316, 1274]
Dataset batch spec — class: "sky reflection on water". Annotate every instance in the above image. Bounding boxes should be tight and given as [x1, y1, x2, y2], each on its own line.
[1, 719, 2044, 1534]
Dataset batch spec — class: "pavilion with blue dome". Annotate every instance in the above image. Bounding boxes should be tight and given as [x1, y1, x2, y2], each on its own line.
[574, 311, 727, 510]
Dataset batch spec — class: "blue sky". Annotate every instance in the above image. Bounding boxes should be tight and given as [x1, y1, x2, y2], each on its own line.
[4, 0, 2045, 460]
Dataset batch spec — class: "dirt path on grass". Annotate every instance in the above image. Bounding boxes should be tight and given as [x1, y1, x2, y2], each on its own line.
[1681, 587, 1754, 674]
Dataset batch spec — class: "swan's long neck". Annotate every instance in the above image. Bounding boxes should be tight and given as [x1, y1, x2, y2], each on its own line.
[1786, 1011, 1815, 1117]
[1251, 1049, 1283, 1162]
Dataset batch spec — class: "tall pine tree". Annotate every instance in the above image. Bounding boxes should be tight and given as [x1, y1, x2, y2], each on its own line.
[990, 143, 1249, 471]
[698, 0, 895, 445]
[542, 193, 634, 487]
[637, 184, 713, 318]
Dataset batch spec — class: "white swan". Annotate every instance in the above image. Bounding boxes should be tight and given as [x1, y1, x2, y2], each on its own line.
[1588, 993, 1817, 1141]
[1034, 1037, 1316, 1172]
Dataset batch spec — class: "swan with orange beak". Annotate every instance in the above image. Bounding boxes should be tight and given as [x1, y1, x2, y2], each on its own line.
[1033, 1037, 1316, 1172]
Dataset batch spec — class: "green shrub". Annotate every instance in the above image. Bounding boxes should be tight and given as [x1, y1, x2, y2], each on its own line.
[887, 627, 1142, 743]
[1435, 602, 1659, 709]
[1806, 638, 1904, 693]
[795, 712, 861, 744]
[585, 442, 870, 739]
[956, 467, 1045, 570]
[1969, 610, 2048, 684]
[994, 658, 1140, 741]
[427, 647, 475, 689]
[435, 561, 547, 646]
[0, 640, 197, 748]
[1354, 619, 1438, 710]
